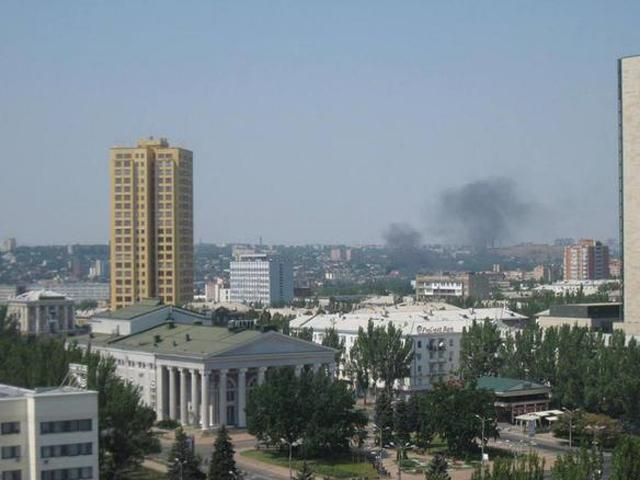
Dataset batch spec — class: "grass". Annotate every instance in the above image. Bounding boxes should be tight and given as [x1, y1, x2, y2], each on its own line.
[127, 466, 166, 480]
[241, 449, 378, 479]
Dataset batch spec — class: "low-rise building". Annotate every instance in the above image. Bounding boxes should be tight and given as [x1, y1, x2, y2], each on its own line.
[477, 376, 551, 423]
[537, 303, 621, 332]
[76, 301, 336, 429]
[415, 272, 490, 301]
[290, 304, 522, 393]
[6, 291, 75, 335]
[0, 384, 99, 480]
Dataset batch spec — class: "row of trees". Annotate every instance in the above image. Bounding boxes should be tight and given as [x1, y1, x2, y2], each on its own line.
[460, 320, 640, 425]
[375, 381, 498, 457]
[245, 367, 368, 457]
[0, 317, 158, 480]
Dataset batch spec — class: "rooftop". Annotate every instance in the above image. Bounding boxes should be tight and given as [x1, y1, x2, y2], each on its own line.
[0, 384, 93, 400]
[476, 376, 548, 393]
[75, 323, 264, 357]
[99, 298, 166, 320]
[10, 290, 71, 302]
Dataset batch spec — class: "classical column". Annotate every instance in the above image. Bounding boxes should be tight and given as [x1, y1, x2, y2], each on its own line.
[156, 365, 165, 421]
[294, 365, 303, 377]
[237, 368, 247, 428]
[312, 363, 321, 374]
[219, 369, 228, 426]
[201, 369, 210, 430]
[257, 367, 267, 385]
[329, 362, 337, 378]
[190, 369, 199, 425]
[169, 367, 177, 420]
[179, 368, 188, 425]
[35, 306, 41, 334]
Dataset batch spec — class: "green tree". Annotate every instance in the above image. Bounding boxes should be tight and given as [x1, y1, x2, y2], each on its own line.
[611, 435, 640, 480]
[424, 454, 450, 480]
[167, 427, 205, 480]
[459, 320, 503, 380]
[294, 462, 314, 480]
[321, 327, 345, 365]
[346, 342, 371, 404]
[471, 454, 544, 480]
[374, 389, 394, 446]
[552, 447, 603, 480]
[376, 321, 414, 394]
[393, 398, 412, 447]
[208, 426, 238, 480]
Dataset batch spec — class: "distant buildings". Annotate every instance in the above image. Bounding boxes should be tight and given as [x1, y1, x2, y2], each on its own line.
[1, 238, 16, 253]
[205, 277, 231, 303]
[537, 303, 620, 332]
[620, 55, 640, 329]
[563, 239, 609, 281]
[31, 282, 109, 303]
[230, 252, 294, 306]
[6, 290, 75, 335]
[109, 137, 194, 309]
[0, 383, 99, 480]
[88, 260, 104, 280]
[329, 247, 352, 262]
[415, 272, 490, 301]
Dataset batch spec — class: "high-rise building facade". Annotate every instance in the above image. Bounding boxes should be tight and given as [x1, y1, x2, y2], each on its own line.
[110, 137, 193, 309]
[620, 56, 640, 328]
[230, 253, 294, 306]
[563, 239, 609, 281]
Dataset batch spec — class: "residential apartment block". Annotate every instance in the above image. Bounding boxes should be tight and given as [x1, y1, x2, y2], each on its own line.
[230, 253, 293, 306]
[415, 272, 490, 301]
[110, 137, 193, 309]
[562, 239, 609, 281]
[0, 384, 99, 480]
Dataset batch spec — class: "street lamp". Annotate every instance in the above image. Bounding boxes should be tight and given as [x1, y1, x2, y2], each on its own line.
[389, 441, 413, 480]
[474, 415, 487, 464]
[173, 458, 185, 480]
[562, 408, 580, 449]
[281, 438, 302, 479]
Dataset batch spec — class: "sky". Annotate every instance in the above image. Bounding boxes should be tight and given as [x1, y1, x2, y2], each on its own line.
[0, 1, 639, 246]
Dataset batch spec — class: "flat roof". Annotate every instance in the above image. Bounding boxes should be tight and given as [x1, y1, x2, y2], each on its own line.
[75, 323, 263, 357]
[477, 376, 548, 393]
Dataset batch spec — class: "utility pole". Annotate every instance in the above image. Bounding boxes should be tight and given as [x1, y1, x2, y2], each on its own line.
[475, 415, 486, 480]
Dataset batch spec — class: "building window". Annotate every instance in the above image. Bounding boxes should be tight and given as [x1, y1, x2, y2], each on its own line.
[41, 467, 92, 480]
[40, 419, 92, 435]
[1, 445, 21, 459]
[41, 443, 93, 458]
[1, 422, 20, 434]
[2, 471, 21, 480]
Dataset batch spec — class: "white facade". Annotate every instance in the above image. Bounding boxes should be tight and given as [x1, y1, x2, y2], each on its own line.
[77, 307, 336, 430]
[205, 278, 231, 303]
[6, 291, 75, 335]
[290, 305, 521, 392]
[230, 253, 293, 306]
[0, 384, 99, 480]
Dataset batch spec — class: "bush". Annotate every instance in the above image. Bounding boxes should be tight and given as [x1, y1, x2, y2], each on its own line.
[156, 419, 180, 430]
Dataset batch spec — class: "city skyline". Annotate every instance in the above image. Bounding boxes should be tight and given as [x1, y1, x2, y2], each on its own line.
[2, 2, 640, 245]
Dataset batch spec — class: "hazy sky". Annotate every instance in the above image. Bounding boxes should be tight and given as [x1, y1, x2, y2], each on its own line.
[1, 1, 638, 246]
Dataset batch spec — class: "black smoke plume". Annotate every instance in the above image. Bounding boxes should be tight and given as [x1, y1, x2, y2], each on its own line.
[382, 223, 431, 273]
[434, 177, 532, 248]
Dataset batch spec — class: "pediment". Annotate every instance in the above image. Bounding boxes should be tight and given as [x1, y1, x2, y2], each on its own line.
[213, 332, 335, 358]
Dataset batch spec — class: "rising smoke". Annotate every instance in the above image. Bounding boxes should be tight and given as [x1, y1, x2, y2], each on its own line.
[382, 223, 432, 273]
[433, 177, 532, 248]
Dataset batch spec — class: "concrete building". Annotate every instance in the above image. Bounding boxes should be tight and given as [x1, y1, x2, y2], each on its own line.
[77, 302, 335, 429]
[563, 239, 609, 281]
[1, 238, 16, 253]
[110, 137, 194, 309]
[290, 304, 522, 393]
[6, 291, 75, 335]
[537, 303, 621, 332]
[230, 253, 294, 306]
[477, 376, 551, 424]
[415, 272, 490, 301]
[620, 55, 640, 330]
[204, 278, 230, 303]
[0, 384, 99, 480]
[30, 283, 109, 303]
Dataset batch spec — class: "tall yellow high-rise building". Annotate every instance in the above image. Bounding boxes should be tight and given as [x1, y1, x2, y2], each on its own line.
[109, 137, 193, 309]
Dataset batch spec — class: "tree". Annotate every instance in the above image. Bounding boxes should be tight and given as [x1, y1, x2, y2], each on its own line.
[208, 426, 238, 480]
[167, 427, 205, 480]
[470, 454, 544, 480]
[422, 382, 498, 456]
[425, 454, 450, 480]
[611, 435, 640, 480]
[346, 342, 371, 404]
[374, 389, 394, 447]
[321, 327, 345, 365]
[459, 320, 503, 381]
[246, 367, 367, 457]
[294, 462, 314, 480]
[393, 398, 412, 448]
[552, 447, 603, 480]
[376, 321, 414, 394]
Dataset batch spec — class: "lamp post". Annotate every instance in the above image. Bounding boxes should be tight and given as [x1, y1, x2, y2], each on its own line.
[474, 415, 487, 480]
[562, 408, 579, 449]
[173, 458, 185, 480]
[389, 441, 412, 480]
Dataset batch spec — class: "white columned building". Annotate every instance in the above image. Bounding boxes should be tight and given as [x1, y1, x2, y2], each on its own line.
[75, 302, 336, 429]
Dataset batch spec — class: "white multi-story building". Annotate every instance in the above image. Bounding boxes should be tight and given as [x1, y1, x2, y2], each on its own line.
[230, 253, 293, 306]
[204, 278, 231, 303]
[0, 384, 99, 480]
[290, 304, 522, 393]
[6, 291, 75, 335]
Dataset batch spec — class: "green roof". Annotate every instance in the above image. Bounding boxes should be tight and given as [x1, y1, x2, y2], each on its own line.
[101, 299, 166, 320]
[476, 376, 547, 393]
[76, 323, 263, 357]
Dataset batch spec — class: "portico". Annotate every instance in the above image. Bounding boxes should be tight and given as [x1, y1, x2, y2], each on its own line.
[75, 320, 336, 429]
